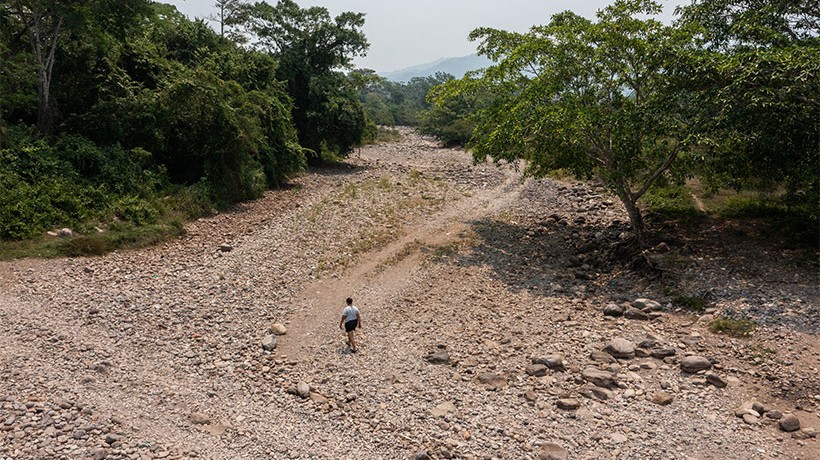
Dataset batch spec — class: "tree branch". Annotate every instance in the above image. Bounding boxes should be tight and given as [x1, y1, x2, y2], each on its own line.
[634, 142, 683, 201]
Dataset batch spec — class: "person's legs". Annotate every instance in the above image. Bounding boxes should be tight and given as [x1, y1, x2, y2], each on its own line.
[347, 330, 357, 351]
[344, 320, 359, 351]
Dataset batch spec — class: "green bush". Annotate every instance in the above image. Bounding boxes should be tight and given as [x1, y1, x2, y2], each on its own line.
[0, 129, 171, 240]
[111, 196, 160, 225]
[709, 317, 756, 338]
[673, 295, 709, 312]
[642, 184, 699, 217]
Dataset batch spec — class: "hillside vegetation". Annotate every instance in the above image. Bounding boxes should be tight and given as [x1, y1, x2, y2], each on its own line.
[0, 0, 371, 253]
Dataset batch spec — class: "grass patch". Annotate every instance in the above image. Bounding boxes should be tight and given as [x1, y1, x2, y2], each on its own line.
[545, 168, 575, 181]
[376, 240, 424, 270]
[641, 179, 818, 251]
[672, 295, 710, 312]
[428, 241, 463, 260]
[316, 170, 455, 273]
[708, 316, 757, 338]
[0, 221, 186, 260]
[643, 184, 706, 222]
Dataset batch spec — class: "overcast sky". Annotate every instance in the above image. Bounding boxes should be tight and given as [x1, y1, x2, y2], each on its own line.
[164, 0, 686, 72]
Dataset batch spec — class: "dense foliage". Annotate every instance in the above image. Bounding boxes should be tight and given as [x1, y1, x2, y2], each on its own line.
[674, 0, 820, 213]
[426, 0, 819, 244]
[0, 0, 372, 243]
[356, 72, 453, 127]
[239, 0, 370, 162]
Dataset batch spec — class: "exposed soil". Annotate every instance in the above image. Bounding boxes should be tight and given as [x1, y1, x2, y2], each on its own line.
[1, 129, 818, 460]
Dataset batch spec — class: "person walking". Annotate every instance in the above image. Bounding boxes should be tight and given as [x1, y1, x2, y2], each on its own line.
[339, 297, 362, 353]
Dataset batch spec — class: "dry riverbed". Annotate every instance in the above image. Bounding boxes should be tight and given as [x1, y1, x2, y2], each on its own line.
[1, 129, 818, 459]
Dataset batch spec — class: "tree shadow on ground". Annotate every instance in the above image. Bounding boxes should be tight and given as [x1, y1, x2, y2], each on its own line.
[455, 213, 820, 333]
[451, 216, 641, 300]
[311, 161, 368, 178]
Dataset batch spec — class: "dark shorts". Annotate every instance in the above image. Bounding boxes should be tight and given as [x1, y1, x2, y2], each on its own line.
[344, 319, 358, 332]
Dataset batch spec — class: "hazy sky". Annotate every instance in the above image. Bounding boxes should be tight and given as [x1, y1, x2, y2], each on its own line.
[164, 0, 686, 72]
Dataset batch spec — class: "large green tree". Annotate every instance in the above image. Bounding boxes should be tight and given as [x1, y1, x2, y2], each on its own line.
[674, 0, 820, 212]
[433, 0, 692, 244]
[241, 0, 369, 161]
[2, 0, 150, 134]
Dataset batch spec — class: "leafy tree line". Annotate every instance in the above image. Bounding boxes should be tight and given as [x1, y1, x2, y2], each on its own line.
[354, 71, 479, 144]
[425, 0, 819, 245]
[0, 0, 373, 243]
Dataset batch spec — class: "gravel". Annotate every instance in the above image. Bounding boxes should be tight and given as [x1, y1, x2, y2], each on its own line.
[1, 129, 817, 459]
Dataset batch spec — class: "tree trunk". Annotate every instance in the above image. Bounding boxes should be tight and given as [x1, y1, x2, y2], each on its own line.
[15, 2, 62, 135]
[621, 194, 646, 246]
[615, 180, 646, 247]
[36, 65, 52, 134]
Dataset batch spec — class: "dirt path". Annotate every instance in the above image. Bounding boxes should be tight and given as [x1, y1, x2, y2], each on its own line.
[278, 170, 522, 360]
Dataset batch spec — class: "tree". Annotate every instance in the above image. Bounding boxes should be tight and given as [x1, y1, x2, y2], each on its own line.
[674, 0, 820, 213]
[432, 0, 692, 244]
[241, 0, 369, 160]
[4, 0, 66, 134]
[209, 0, 248, 42]
[3, 0, 151, 135]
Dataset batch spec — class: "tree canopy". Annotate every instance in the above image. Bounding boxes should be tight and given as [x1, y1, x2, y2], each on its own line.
[240, 0, 371, 161]
[432, 0, 693, 243]
[2, 0, 381, 242]
[427, 0, 819, 244]
[674, 0, 819, 210]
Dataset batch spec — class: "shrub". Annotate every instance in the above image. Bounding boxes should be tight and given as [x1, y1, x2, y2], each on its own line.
[709, 317, 756, 338]
[673, 295, 709, 312]
[111, 196, 160, 226]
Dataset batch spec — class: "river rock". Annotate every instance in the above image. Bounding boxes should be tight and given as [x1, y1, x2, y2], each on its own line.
[705, 373, 727, 388]
[477, 373, 507, 390]
[650, 392, 673, 406]
[793, 428, 817, 440]
[582, 367, 616, 388]
[633, 298, 662, 311]
[603, 304, 625, 317]
[779, 414, 800, 432]
[296, 381, 311, 399]
[624, 308, 649, 320]
[190, 413, 211, 425]
[590, 350, 616, 364]
[261, 335, 277, 351]
[539, 442, 569, 460]
[556, 398, 580, 410]
[680, 356, 712, 373]
[526, 364, 548, 377]
[431, 401, 456, 417]
[425, 351, 451, 364]
[651, 348, 676, 359]
[533, 355, 566, 372]
[605, 338, 635, 359]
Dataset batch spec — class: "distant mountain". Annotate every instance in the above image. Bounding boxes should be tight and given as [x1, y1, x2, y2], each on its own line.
[381, 54, 493, 82]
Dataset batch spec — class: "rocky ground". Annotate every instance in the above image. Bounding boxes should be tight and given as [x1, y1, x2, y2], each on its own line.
[1, 129, 818, 460]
